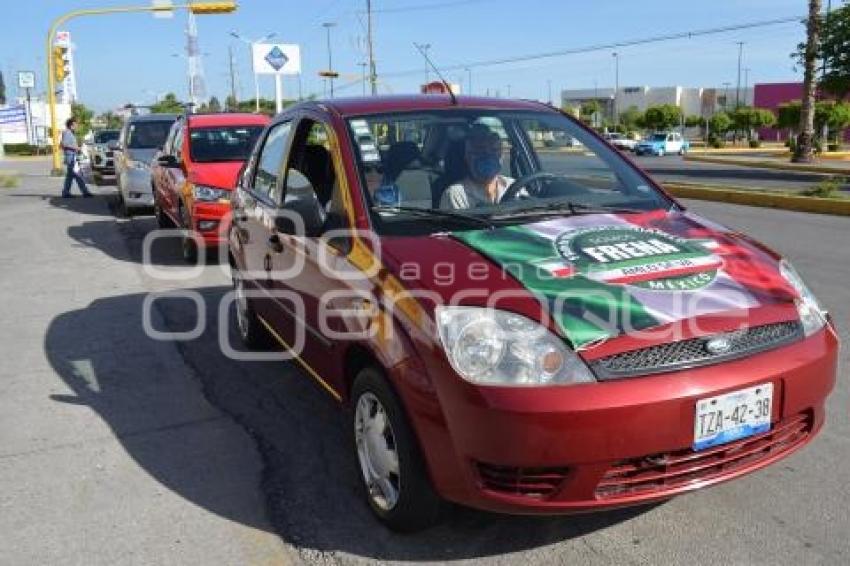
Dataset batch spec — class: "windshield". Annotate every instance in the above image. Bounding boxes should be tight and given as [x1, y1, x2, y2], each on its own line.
[347, 109, 673, 235]
[650, 134, 667, 142]
[127, 121, 174, 149]
[189, 125, 264, 163]
[94, 130, 119, 144]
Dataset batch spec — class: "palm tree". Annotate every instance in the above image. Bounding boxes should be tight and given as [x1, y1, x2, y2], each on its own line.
[793, 0, 822, 163]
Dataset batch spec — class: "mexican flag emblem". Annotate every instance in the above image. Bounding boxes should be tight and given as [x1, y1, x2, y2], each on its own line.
[452, 215, 753, 349]
[542, 226, 722, 291]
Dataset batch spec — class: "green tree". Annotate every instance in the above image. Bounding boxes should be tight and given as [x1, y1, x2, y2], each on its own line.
[207, 96, 222, 112]
[793, 0, 822, 163]
[795, 1, 850, 100]
[816, 100, 850, 144]
[96, 111, 123, 130]
[708, 112, 733, 135]
[684, 114, 704, 128]
[619, 105, 643, 132]
[731, 106, 777, 140]
[224, 94, 238, 111]
[579, 100, 602, 125]
[71, 102, 94, 137]
[150, 92, 185, 114]
[777, 101, 802, 133]
[643, 104, 683, 131]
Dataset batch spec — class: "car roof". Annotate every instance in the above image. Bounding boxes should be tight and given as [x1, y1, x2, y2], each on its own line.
[187, 112, 271, 128]
[284, 95, 553, 118]
[126, 113, 179, 123]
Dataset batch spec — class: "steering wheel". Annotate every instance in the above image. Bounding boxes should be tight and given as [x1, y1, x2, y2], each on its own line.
[499, 171, 562, 203]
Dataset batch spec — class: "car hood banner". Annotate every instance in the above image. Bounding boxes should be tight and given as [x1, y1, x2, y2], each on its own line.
[453, 211, 795, 349]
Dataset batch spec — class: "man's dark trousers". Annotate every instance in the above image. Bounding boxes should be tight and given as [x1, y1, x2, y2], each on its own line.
[62, 158, 91, 197]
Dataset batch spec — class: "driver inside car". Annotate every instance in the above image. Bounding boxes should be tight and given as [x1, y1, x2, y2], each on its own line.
[440, 124, 514, 209]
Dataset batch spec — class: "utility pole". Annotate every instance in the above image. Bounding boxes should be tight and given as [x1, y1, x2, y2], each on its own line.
[359, 62, 367, 96]
[227, 44, 238, 109]
[322, 22, 336, 97]
[722, 81, 731, 110]
[366, 0, 377, 95]
[735, 41, 745, 108]
[613, 52, 619, 125]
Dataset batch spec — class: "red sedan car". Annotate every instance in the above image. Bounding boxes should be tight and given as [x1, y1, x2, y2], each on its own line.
[152, 112, 269, 261]
[228, 95, 838, 531]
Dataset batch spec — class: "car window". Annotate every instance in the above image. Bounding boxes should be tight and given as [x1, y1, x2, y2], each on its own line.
[284, 120, 348, 230]
[347, 109, 673, 235]
[253, 121, 292, 202]
[126, 120, 174, 149]
[173, 124, 184, 160]
[94, 131, 119, 144]
[189, 125, 264, 163]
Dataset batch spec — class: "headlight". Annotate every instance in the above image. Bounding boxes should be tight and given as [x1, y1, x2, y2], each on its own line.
[780, 259, 828, 336]
[435, 306, 595, 386]
[193, 185, 230, 202]
[131, 160, 149, 171]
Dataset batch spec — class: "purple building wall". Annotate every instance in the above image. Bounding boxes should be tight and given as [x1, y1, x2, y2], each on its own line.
[754, 82, 850, 142]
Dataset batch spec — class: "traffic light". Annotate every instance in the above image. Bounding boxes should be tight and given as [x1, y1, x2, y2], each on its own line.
[189, 1, 237, 14]
[53, 46, 69, 82]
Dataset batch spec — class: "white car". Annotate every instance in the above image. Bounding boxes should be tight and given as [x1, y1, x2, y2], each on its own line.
[604, 132, 637, 151]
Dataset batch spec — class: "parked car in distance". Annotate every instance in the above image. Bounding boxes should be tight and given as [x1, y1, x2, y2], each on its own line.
[151, 112, 269, 262]
[634, 132, 689, 156]
[604, 132, 637, 152]
[89, 129, 121, 184]
[229, 95, 837, 532]
[114, 114, 179, 216]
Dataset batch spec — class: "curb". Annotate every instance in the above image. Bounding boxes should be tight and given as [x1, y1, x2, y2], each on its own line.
[683, 154, 850, 175]
[663, 183, 850, 217]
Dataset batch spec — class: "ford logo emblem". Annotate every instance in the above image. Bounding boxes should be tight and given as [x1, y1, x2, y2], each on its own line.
[705, 336, 733, 355]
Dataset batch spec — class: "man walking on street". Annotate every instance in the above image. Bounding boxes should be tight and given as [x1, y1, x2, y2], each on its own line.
[60, 118, 92, 198]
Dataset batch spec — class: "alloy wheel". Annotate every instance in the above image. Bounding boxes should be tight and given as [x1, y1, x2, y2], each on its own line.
[355, 392, 401, 511]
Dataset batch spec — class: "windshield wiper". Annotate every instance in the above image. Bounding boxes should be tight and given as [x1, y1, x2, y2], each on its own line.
[490, 201, 647, 219]
[371, 205, 494, 228]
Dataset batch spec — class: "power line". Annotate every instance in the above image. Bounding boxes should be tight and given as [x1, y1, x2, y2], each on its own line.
[380, 16, 803, 78]
[363, 0, 485, 14]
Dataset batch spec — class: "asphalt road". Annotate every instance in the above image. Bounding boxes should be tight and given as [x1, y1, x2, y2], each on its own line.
[1, 160, 848, 565]
[540, 151, 849, 193]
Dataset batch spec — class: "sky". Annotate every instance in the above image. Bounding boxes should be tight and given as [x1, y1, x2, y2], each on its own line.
[0, 0, 813, 112]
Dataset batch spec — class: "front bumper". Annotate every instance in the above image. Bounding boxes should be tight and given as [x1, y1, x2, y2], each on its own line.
[190, 201, 232, 247]
[402, 324, 838, 514]
[120, 169, 154, 208]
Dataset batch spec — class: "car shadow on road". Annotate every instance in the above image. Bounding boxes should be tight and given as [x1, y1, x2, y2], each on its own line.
[44, 286, 656, 561]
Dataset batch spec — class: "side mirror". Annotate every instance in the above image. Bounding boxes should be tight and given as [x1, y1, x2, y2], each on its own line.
[275, 170, 325, 237]
[157, 154, 179, 168]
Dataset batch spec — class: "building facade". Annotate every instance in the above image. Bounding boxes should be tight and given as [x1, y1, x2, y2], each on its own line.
[561, 85, 754, 122]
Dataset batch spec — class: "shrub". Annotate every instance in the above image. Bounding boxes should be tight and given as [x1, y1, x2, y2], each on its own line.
[749, 139, 761, 148]
[0, 174, 20, 188]
[2, 144, 41, 156]
[802, 176, 845, 198]
[827, 143, 841, 152]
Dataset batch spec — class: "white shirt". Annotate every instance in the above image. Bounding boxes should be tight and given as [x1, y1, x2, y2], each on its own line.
[440, 175, 514, 209]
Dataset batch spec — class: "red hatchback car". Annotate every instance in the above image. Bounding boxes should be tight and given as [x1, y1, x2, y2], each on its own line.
[228, 96, 838, 531]
[152, 112, 269, 261]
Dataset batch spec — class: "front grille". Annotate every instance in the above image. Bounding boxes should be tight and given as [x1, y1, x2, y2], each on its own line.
[595, 411, 811, 499]
[476, 462, 569, 499]
[591, 321, 803, 379]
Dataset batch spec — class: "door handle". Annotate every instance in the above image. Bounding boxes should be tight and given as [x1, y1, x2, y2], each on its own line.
[267, 234, 284, 253]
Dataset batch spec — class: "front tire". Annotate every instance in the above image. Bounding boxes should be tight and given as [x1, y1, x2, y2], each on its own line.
[352, 367, 442, 532]
[179, 203, 198, 264]
[231, 268, 271, 349]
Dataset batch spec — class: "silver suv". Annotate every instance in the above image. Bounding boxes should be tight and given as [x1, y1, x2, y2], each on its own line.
[114, 114, 178, 216]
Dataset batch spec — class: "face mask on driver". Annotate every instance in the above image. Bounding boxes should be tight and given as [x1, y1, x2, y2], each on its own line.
[470, 154, 501, 182]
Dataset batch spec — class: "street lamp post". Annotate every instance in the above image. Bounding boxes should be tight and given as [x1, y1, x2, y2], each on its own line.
[322, 22, 336, 97]
[612, 52, 620, 126]
[735, 41, 745, 108]
[45, 1, 237, 174]
[230, 30, 277, 113]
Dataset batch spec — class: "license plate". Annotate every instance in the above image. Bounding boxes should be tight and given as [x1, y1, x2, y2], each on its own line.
[693, 383, 773, 451]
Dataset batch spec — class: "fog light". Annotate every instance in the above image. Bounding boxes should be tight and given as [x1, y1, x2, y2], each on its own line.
[198, 220, 218, 231]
